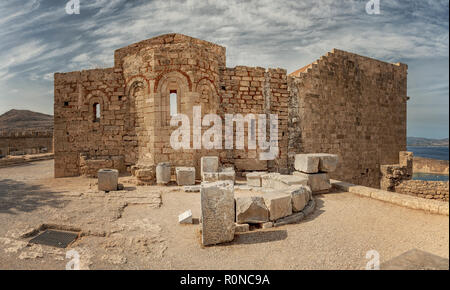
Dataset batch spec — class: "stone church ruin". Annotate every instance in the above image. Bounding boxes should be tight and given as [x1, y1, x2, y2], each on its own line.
[54, 33, 408, 188]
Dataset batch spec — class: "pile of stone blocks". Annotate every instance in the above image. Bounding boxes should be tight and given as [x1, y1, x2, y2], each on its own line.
[293, 153, 339, 194]
[201, 156, 235, 184]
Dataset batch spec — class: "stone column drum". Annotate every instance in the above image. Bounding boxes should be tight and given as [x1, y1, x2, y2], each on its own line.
[98, 169, 119, 192]
[156, 162, 171, 185]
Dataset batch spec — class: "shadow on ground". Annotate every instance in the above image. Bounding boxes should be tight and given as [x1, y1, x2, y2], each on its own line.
[0, 179, 66, 214]
[232, 230, 288, 245]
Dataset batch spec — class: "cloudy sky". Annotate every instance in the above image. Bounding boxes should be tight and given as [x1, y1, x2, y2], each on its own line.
[0, 0, 448, 138]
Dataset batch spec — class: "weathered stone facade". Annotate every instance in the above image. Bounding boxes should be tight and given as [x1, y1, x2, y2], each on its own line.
[0, 131, 53, 157]
[54, 33, 407, 187]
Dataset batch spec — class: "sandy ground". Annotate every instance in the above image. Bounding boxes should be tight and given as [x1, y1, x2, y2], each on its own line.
[0, 160, 448, 270]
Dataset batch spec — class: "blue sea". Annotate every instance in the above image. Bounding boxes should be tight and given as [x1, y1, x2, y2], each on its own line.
[407, 146, 449, 181]
[407, 146, 449, 161]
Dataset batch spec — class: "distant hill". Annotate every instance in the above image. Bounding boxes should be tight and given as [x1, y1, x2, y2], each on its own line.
[0, 109, 53, 133]
[407, 137, 449, 147]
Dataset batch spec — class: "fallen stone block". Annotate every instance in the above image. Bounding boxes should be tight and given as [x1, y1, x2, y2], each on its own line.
[288, 185, 312, 212]
[263, 191, 292, 221]
[201, 181, 235, 246]
[176, 167, 196, 186]
[98, 169, 119, 192]
[178, 210, 193, 224]
[294, 172, 331, 193]
[184, 185, 201, 192]
[236, 196, 269, 224]
[272, 175, 308, 189]
[294, 154, 320, 173]
[246, 172, 267, 187]
[261, 222, 273, 229]
[202, 172, 218, 182]
[235, 223, 250, 233]
[156, 162, 171, 185]
[218, 170, 235, 183]
[316, 153, 339, 173]
[261, 173, 281, 188]
[274, 212, 305, 227]
[201, 156, 219, 176]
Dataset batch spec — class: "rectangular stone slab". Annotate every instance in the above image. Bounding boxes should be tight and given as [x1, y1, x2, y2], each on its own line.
[246, 172, 267, 187]
[201, 181, 235, 246]
[294, 154, 320, 173]
[263, 191, 292, 221]
[200, 156, 219, 176]
[176, 167, 196, 186]
[294, 172, 331, 193]
[316, 153, 339, 173]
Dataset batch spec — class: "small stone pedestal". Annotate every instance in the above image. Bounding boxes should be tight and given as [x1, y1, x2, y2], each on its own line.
[98, 169, 119, 192]
[156, 162, 171, 185]
[176, 167, 196, 186]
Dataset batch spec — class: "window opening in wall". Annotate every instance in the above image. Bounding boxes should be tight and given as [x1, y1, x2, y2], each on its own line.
[93, 103, 100, 122]
[63, 101, 69, 107]
[170, 90, 178, 116]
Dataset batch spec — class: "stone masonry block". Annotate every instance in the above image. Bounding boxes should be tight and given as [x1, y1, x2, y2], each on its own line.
[246, 172, 267, 187]
[294, 154, 320, 173]
[176, 167, 196, 186]
[98, 169, 119, 192]
[156, 162, 171, 185]
[316, 153, 339, 173]
[201, 156, 219, 176]
[263, 191, 292, 221]
[201, 181, 235, 246]
[235, 196, 269, 224]
[294, 172, 331, 193]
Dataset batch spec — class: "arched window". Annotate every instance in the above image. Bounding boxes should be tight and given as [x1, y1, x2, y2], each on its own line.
[93, 103, 101, 122]
[170, 90, 178, 116]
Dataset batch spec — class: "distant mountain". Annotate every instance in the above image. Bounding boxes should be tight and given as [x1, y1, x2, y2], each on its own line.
[407, 137, 449, 147]
[0, 109, 53, 133]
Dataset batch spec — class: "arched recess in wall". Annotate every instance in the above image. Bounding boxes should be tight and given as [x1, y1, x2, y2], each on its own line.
[195, 78, 219, 115]
[126, 78, 149, 164]
[156, 71, 191, 126]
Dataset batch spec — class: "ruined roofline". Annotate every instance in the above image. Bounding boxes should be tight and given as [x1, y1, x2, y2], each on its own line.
[115, 33, 226, 52]
[289, 48, 408, 77]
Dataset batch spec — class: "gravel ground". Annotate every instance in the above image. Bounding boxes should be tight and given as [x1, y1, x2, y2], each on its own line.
[0, 160, 448, 270]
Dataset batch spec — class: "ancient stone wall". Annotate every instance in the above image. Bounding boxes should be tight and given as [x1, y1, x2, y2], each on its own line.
[0, 131, 53, 157]
[289, 49, 408, 188]
[54, 34, 408, 186]
[395, 180, 449, 201]
[413, 157, 449, 175]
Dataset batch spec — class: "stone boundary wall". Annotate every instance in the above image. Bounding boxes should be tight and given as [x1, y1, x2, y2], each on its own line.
[0, 131, 53, 157]
[289, 49, 408, 188]
[395, 180, 449, 201]
[331, 179, 449, 216]
[0, 153, 54, 168]
[413, 157, 449, 175]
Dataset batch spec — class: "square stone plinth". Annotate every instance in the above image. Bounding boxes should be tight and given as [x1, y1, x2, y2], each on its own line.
[294, 154, 320, 173]
[246, 172, 267, 187]
[201, 181, 235, 246]
[294, 172, 331, 193]
[200, 156, 219, 176]
[176, 167, 196, 186]
[316, 153, 339, 173]
[98, 169, 119, 192]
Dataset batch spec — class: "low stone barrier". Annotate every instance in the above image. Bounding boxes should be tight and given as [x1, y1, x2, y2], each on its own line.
[0, 153, 54, 168]
[331, 179, 449, 216]
[395, 180, 449, 201]
[413, 157, 449, 175]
